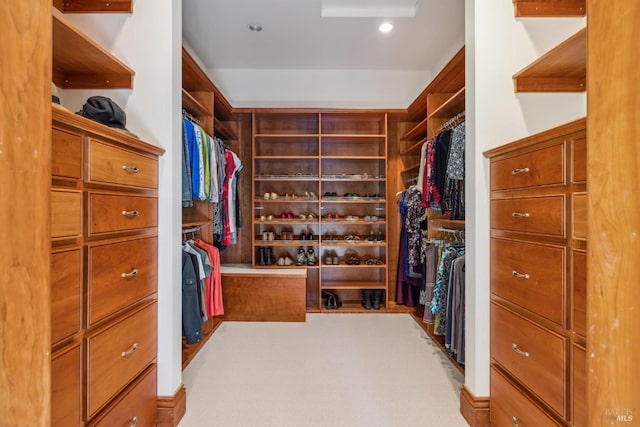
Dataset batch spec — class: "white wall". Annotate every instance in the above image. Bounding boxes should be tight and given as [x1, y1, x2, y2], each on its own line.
[208, 68, 432, 109]
[60, 0, 184, 397]
[464, 0, 586, 396]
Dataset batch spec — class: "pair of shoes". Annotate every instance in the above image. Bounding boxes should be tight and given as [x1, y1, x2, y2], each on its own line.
[296, 248, 318, 266]
[322, 291, 342, 310]
[257, 247, 274, 265]
[280, 230, 294, 240]
[361, 289, 384, 310]
[365, 258, 383, 265]
[304, 191, 317, 200]
[263, 192, 278, 200]
[323, 250, 339, 265]
[259, 214, 275, 221]
[323, 192, 338, 198]
[345, 249, 360, 265]
[298, 213, 317, 221]
[344, 192, 360, 198]
[300, 231, 314, 241]
[261, 231, 275, 241]
[280, 212, 294, 220]
[363, 193, 381, 198]
[363, 215, 379, 222]
[277, 255, 294, 266]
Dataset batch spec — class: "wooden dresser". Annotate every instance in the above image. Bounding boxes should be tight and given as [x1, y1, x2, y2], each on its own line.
[484, 118, 586, 426]
[50, 104, 164, 426]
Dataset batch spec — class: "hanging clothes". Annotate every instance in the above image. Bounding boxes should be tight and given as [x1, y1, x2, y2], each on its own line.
[194, 239, 224, 317]
[430, 244, 465, 335]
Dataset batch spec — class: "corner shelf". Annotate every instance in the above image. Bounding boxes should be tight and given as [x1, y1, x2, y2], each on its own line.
[402, 117, 428, 141]
[182, 89, 210, 118]
[214, 117, 238, 141]
[512, 0, 586, 17]
[54, 0, 133, 13]
[428, 88, 466, 118]
[513, 27, 587, 92]
[52, 9, 134, 89]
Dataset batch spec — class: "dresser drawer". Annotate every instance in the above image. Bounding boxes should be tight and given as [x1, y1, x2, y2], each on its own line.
[572, 345, 587, 427]
[87, 301, 157, 417]
[491, 302, 567, 417]
[51, 343, 81, 427]
[51, 249, 81, 344]
[89, 193, 158, 235]
[491, 238, 565, 326]
[88, 139, 158, 189]
[571, 135, 586, 183]
[491, 142, 565, 191]
[490, 366, 562, 427]
[491, 196, 565, 237]
[52, 128, 82, 179]
[88, 365, 157, 427]
[573, 250, 587, 337]
[51, 189, 82, 239]
[88, 237, 158, 325]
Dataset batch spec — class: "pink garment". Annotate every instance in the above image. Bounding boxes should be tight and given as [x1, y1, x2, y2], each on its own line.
[222, 150, 236, 247]
[194, 239, 224, 316]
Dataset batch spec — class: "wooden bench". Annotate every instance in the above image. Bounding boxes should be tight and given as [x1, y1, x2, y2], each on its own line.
[220, 265, 307, 322]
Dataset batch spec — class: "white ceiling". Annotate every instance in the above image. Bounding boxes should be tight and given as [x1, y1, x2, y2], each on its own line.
[182, 0, 465, 71]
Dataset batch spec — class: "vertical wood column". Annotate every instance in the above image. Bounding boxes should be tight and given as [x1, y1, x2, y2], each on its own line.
[0, 1, 52, 424]
[587, 1, 640, 424]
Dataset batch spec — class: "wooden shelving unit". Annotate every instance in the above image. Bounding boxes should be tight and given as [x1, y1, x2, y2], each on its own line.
[513, 27, 587, 92]
[52, 9, 134, 89]
[180, 47, 239, 370]
[252, 111, 389, 312]
[512, 0, 585, 17]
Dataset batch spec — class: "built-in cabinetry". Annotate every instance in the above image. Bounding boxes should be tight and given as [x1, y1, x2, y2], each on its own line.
[50, 4, 164, 426]
[484, 118, 586, 426]
[252, 111, 388, 312]
[180, 47, 240, 368]
[51, 105, 163, 426]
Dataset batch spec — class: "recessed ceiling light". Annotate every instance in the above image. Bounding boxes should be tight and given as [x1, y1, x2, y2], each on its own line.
[379, 22, 393, 33]
[249, 24, 263, 32]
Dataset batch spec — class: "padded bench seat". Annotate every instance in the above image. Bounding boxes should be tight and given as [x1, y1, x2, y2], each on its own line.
[220, 264, 307, 322]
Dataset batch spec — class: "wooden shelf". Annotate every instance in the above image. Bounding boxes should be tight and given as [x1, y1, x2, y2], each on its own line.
[182, 219, 210, 228]
[320, 302, 388, 313]
[52, 9, 134, 89]
[253, 240, 319, 246]
[401, 163, 421, 175]
[428, 88, 466, 118]
[321, 281, 387, 289]
[401, 137, 429, 156]
[513, 28, 587, 92]
[513, 0, 586, 17]
[54, 0, 132, 13]
[214, 117, 238, 141]
[402, 117, 428, 141]
[182, 89, 210, 118]
[255, 133, 320, 138]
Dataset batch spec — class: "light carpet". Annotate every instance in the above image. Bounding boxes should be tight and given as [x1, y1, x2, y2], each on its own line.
[179, 313, 467, 427]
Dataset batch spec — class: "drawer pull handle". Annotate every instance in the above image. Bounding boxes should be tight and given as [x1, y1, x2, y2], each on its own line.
[511, 212, 530, 218]
[121, 269, 139, 279]
[122, 165, 139, 174]
[121, 343, 139, 358]
[511, 167, 530, 175]
[131, 416, 138, 426]
[511, 270, 530, 279]
[511, 343, 530, 358]
[511, 415, 520, 427]
[121, 210, 140, 218]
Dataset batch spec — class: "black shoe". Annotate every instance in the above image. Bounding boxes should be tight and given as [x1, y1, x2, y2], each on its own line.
[361, 289, 372, 310]
[372, 289, 383, 310]
[257, 247, 266, 266]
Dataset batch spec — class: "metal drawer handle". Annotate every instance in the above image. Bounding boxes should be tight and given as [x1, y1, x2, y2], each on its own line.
[122, 210, 139, 218]
[122, 165, 139, 174]
[512, 343, 530, 358]
[131, 416, 138, 426]
[121, 343, 139, 358]
[511, 415, 520, 427]
[511, 167, 530, 175]
[511, 212, 530, 218]
[512, 270, 530, 280]
[121, 269, 139, 279]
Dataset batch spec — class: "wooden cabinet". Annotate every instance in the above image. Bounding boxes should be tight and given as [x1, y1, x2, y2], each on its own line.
[485, 118, 586, 425]
[252, 111, 389, 312]
[50, 106, 163, 426]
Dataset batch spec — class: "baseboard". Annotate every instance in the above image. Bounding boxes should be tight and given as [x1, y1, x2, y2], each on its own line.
[460, 385, 490, 427]
[157, 384, 187, 427]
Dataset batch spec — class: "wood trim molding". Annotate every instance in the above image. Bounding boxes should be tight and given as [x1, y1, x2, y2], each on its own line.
[460, 385, 490, 427]
[157, 384, 187, 427]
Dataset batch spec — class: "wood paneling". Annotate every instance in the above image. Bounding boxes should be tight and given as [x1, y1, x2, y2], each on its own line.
[0, 5, 52, 420]
[157, 384, 187, 427]
[51, 189, 82, 238]
[459, 385, 490, 427]
[51, 249, 82, 344]
[51, 344, 81, 427]
[52, 128, 82, 179]
[571, 135, 586, 183]
[572, 250, 587, 337]
[572, 193, 587, 240]
[587, 0, 640, 422]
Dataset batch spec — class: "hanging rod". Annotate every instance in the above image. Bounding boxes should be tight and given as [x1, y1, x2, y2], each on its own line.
[441, 111, 465, 131]
[182, 109, 200, 125]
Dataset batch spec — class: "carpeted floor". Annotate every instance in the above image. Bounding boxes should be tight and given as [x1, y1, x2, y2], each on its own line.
[179, 313, 467, 427]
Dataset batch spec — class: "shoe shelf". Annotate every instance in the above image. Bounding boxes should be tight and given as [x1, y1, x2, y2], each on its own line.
[321, 281, 387, 289]
[320, 302, 387, 313]
[253, 111, 388, 311]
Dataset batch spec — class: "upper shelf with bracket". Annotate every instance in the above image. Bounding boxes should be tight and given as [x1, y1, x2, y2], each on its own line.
[512, 0, 586, 17]
[52, 8, 134, 89]
[53, 0, 133, 13]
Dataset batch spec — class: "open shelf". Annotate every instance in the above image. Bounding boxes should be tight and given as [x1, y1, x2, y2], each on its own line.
[513, 27, 586, 92]
[320, 302, 388, 313]
[512, 0, 586, 17]
[428, 88, 466, 118]
[182, 219, 211, 228]
[52, 9, 134, 89]
[402, 117, 428, 141]
[400, 137, 428, 156]
[54, 0, 133, 12]
[214, 117, 238, 141]
[182, 89, 210, 118]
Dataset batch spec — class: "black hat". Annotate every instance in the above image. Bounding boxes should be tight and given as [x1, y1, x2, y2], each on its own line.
[77, 96, 128, 130]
